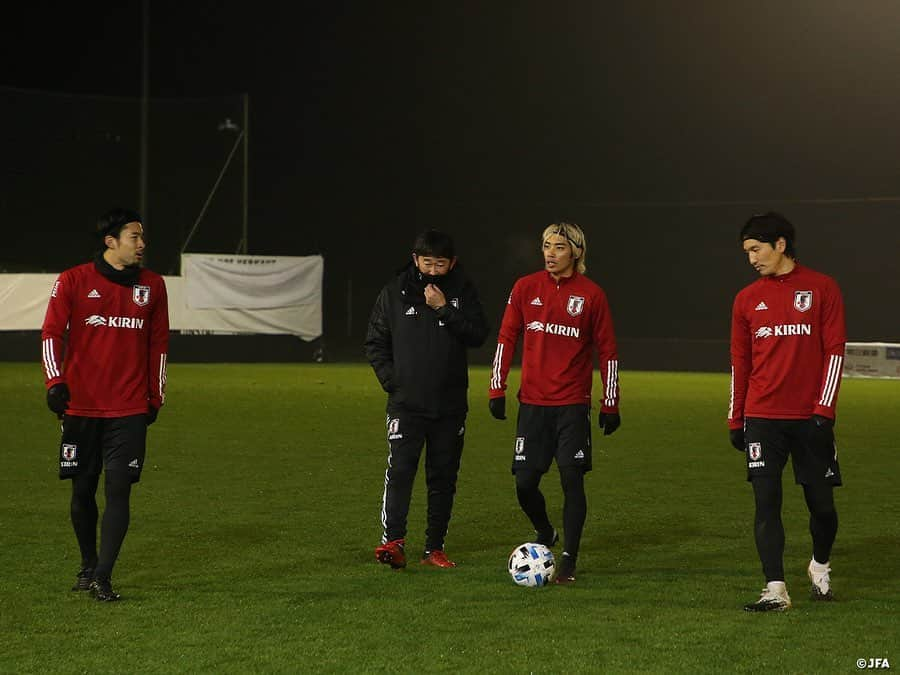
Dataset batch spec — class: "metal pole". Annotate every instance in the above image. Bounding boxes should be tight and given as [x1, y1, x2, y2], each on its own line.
[139, 0, 150, 220]
[242, 92, 249, 254]
[179, 130, 245, 264]
[346, 278, 352, 337]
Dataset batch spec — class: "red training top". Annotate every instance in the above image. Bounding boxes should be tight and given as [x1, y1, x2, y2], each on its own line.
[729, 263, 846, 429]
[41, 262, 170, 417]
[490, 270, 619, 410]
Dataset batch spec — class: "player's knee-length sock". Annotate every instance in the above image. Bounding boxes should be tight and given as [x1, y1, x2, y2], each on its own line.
[803, 483, 838, 563]
[751, 475, 785, 581]
[71, 473, 100, 569]
[515, 469, 552, 534]
[94, 471, 132, 580]
[559, 466, 586, 560]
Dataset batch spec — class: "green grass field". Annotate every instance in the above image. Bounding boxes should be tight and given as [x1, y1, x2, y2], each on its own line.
[1, 363, 898, 673]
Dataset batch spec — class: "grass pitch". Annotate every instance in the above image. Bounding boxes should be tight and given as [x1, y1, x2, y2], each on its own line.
[1, 362, 898, 673]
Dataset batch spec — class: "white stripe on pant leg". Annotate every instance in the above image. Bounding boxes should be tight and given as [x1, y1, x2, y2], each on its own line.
[380, 419, 393, 543]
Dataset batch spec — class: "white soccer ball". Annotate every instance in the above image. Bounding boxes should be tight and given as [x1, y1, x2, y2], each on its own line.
[508, 542, 555, 587]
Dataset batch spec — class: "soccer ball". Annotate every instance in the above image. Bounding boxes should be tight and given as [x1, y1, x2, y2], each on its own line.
[508, 542, 555, 587]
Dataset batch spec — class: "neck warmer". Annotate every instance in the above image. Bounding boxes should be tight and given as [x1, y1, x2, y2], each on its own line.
[94, 252, 141, 287]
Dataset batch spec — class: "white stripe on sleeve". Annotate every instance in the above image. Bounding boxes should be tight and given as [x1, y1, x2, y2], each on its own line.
[604, 359, 619, 407]
[491, 343, 504, 391]
[42, 338, 60, 379]
[819, 354, 843, 408]
[158, 353, 168, 405]
[728, 366, 735, 420]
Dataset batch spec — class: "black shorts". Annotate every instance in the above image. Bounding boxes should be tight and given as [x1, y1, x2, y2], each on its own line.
[59, 414, 148, 483]
[511, 403, 592, 474]
[744, 417, 842, 487]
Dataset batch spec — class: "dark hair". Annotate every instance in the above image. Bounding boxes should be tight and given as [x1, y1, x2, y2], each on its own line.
[412, 229, 455, 259]
[96, 208, 142, 245]
[740, 212, 796, 257]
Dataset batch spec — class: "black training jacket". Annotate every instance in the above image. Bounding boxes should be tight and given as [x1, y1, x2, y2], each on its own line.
[364, 262, 489, 417]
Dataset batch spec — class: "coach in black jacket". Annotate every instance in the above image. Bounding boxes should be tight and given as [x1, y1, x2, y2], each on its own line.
[365, 230, 488, 570]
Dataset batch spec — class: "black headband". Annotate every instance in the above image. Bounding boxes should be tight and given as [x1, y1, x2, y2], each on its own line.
[549, 224, 583, 250]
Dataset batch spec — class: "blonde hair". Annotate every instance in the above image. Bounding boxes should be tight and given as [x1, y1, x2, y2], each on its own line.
[542, 222, 587, 274]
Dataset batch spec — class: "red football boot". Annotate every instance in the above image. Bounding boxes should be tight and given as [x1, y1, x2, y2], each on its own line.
[375, 539, 407, 569]
[421, 549, 457, 568]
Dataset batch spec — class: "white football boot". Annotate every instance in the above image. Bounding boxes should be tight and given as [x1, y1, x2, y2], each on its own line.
[744, 581, 792, 612]
[808, 559, 833, 601]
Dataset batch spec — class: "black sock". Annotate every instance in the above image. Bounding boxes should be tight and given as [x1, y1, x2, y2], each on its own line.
[71, 473, 100, 570]
[804, 483, 838, 564]
[752, 476, 785, 582]
[515, 469, 552, 534]
[94, 472, 132, 580]
[560, 466, 586, 559]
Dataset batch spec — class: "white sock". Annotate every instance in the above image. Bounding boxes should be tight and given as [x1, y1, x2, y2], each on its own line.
[811, 558, 829, 570]
[767, 580, 787, 593]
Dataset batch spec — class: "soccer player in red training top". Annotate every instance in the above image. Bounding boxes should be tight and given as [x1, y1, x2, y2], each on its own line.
[489, 222, 620, 584]
[729, 212, 845, 612]
[41, 208, 169, 602]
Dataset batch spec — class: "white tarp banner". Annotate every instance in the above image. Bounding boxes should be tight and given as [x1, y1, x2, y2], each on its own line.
[0, 274, 57, 330]
[182, 253, 323, 310]
[843, 342, 900, 379]
[0, 261, 323, 341]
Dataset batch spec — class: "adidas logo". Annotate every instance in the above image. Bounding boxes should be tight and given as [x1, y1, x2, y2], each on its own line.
[128, 459, 140, 469]
[530, 297, 543, 306]
[88, 289, 101, 298]
[825, 467, 834, 478]
[574, 449, 585, 460]
[755, 301, 768, 311]
[405, 307, 416, 316]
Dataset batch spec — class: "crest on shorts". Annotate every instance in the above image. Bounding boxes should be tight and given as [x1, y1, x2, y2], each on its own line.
[388, 418, 400, 435]
[748, 442, 762, 461]
[515, 437, 525, 454]
[793, 290, 812, 313]
[567, 295, 585, 317]
[133, 285, 150, 307]
[62, 443, 77, 460]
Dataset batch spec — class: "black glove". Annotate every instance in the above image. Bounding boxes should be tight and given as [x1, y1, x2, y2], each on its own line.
[808, 414, 834, 447]
[729, 428, 745, 452]
[47, 383, 70, 416]
[811, 414, 834, 429]
[598, 412, 620, 436]
[489, 397, 506, 420]
[146, 406, 159, 426]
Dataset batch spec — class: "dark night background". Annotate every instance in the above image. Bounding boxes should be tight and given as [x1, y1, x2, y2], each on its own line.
[2, 1, 899, 368]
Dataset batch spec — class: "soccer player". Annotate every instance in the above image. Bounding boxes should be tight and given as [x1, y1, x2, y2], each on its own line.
[41, 208, 169, 601]
[365, 230, 488, 569]
[729, 212, 845, 612]
[489, 221, 620, 584]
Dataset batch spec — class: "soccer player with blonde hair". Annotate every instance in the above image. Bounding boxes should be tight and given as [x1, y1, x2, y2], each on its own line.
[489, 221, 620, 584]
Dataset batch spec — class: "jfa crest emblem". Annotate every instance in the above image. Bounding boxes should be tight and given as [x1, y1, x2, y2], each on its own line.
[566, 295, 585, 317]
[748, 442, 762, 461]
[793, 290, 812, 312]
[133, 285, 150, 307]
[62, 444, 77, 461]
